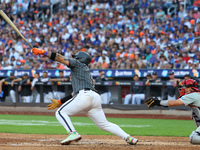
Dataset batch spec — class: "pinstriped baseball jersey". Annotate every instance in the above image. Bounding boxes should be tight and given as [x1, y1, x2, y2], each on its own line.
[68, 58, 95, 94]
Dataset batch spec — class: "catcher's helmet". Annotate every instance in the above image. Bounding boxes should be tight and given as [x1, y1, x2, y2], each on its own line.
[179, 79, 199, 91]
[72, 51, 91, 65]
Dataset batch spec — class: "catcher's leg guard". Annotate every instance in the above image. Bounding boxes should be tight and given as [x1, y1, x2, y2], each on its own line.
[191, 107, 200, 127]
[189, 131, 200, 144]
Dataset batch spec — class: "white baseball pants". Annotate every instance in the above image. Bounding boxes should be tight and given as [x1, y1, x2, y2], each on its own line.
[35, 92, 53, 103]
[100, 92, 111, 104]
[21, 96, 32, 103]
[55, 90, 130, 140]
[10, 90, 16, 103]
[53, 91, 66, 100]
[124, 93, 145, 105]
[167, 95, 176, 100]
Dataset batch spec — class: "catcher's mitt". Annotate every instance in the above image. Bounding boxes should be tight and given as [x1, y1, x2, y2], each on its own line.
[145, 97, 161, 108]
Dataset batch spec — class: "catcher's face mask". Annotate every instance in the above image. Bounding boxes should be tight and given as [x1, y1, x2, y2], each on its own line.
[178, 80, 188, 95]
[178, 88, 185, 96]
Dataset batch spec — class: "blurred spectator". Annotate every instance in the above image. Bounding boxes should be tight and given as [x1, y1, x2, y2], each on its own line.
[149, 0, 157, 12]
[95, 71, 111, 104]
[0, 72, 17, 103]
[145, 71, 162, 99]
[184, 74, 191, 80]
[31, 71, 53, 103]
[158, 55, 168, 69]
[156, 7, 166, 21]
[11, 73, 32, 103]
[40, 71, 53, 103]
[141, 0, 149, 8]
[167, 71, 180, 100]
[17, 3, 26, 15]
[50, 70, 67, 100]
[2, 61, 13, 69]
[10, 48, 19, 59]
[40, 0, 51, 13]
[144, 73, 152, 83]
[177, 55, 187, 69]
[98, 50, 110, 64]
[178, 5, 187, 19]
[124, 74, 145, 105]
[183, 52, 190, 63]
[23, 0, 30, 11]
[0, 0, 198, 70]
[184, 59, 194, 69]
[31, 72, 40, 103]
[193, 7, 200, 20]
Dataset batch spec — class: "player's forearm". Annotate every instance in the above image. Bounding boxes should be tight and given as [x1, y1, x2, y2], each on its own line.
[31, 78, 38, 87]
[160, 99, 184, 107]
[0, 79, 5, 91]
[46, 51, 69, 66]
[0, 82, 2, 91]
[20, 79, 29, 86]
[13, 78, 22, 83]
[145, 80, 149, 84]
[32, 48, 69, 66]
[167, 100, 184, 106]
[173, 82, 177, 87]
[50, 78, 65, 82]
[40, 78, 49, 82]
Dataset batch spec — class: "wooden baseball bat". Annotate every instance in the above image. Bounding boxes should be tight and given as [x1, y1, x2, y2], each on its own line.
[0, 10, 33, 49]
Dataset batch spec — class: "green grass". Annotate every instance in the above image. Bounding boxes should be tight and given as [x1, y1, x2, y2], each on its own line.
[0, 114, 196, 137]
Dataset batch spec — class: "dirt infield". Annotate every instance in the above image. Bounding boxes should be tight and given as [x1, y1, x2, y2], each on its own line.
[0, 133, 200, 150]
[0, 107, 198, 149]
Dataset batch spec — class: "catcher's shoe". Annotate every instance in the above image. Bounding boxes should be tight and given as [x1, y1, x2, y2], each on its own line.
[126, 136, 138, 145]
[61, 131, 82, 145]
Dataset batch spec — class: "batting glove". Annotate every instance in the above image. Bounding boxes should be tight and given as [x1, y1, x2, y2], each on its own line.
[47, 99, 62, 110]
[32, 48, 45, 55]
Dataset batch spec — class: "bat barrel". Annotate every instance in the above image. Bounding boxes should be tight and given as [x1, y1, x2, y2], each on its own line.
[0, 10, 33, 49]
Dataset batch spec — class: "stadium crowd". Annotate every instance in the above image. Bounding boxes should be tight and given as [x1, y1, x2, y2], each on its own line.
[0, 0, 200, 70]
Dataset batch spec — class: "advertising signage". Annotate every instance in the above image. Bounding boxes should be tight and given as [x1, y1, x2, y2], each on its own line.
[0, 69, 199, 78]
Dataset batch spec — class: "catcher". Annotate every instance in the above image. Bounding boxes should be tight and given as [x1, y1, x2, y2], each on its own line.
[145, 79, 200, 144]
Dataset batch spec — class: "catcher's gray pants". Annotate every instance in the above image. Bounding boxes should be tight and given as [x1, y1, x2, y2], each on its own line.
[55, 90, 130, 140]
[189, 107, 200, 144]
[191, 107, 200, 128]
[189, 131, 200, 144]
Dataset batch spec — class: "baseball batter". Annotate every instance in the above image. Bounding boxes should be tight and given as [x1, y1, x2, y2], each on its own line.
[145, 79, 200, 144]
[32, 48, 138, 145]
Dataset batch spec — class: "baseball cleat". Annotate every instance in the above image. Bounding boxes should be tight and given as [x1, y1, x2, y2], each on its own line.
[61, 131, 82, 145]
[126, 136, 138, 145]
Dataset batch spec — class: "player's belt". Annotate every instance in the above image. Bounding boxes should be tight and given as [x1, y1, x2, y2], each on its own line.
[84, 88, 92, 91]
[78, 88, 97, 94]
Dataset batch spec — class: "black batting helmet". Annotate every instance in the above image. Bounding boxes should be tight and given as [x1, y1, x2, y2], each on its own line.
[72, 51, 91, 65]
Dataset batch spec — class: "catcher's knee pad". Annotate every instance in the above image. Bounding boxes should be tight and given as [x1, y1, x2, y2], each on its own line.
[189, 131, 200, 144]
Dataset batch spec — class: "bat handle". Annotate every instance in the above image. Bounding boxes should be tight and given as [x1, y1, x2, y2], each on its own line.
[24, 39, 33, 49]
[28, 43, 33, 49]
